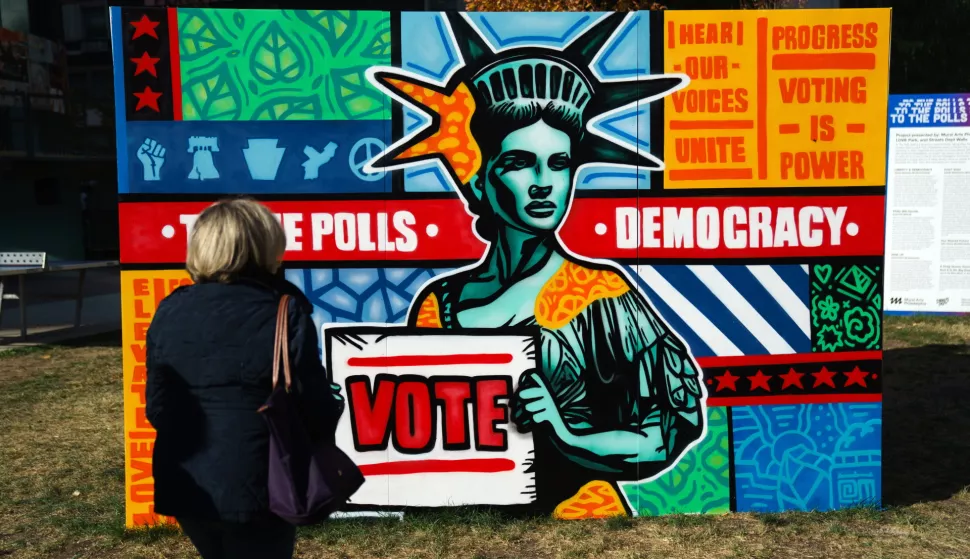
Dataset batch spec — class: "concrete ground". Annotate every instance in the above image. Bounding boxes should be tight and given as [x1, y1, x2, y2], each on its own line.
[0, 266, 120, 348]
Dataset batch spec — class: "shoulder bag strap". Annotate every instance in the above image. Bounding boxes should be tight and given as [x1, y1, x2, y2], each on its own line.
[272, 294, 293, 392]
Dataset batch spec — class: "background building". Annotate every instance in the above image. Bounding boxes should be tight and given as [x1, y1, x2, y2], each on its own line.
[0, 0, 462, 262]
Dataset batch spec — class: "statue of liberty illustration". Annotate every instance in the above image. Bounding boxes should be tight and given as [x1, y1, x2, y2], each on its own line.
[365, 13, 707, 516]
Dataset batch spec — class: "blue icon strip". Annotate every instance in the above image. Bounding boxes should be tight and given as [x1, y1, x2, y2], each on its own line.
[125, 120, 391, 194]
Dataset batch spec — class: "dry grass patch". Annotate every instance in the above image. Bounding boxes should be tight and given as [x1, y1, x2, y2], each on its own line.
[0, 319, 969, 559]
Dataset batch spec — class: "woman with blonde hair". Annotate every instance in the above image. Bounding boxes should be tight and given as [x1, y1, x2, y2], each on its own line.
[146, 198, 343, 559]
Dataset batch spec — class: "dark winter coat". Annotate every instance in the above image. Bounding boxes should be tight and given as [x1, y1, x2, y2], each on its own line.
[145, 271, 340, 522]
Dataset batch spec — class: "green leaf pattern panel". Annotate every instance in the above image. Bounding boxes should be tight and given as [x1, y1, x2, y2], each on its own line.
[620, 407, 731, 516]
[178, 9, 390, 120]
[251, 96, 323, 121]
[250, 22, 306, 84]
[180, 12, 230, 61]
[182, 63, 242, 121]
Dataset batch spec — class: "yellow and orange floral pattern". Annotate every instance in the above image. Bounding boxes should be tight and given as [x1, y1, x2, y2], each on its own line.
[415, 292, 443, 329]
[554, 480, 628, 520]
[383, 78, 482, 183]
[536, 262, 630, 330]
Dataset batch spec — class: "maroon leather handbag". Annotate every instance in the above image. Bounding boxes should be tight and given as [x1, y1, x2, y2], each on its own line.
[258, 295, 364, 525]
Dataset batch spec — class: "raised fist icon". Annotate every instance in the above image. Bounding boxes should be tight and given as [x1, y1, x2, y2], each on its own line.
[137, 138, 166, 181]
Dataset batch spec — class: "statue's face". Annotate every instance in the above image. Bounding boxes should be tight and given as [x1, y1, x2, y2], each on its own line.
[483, 120, 572, 235]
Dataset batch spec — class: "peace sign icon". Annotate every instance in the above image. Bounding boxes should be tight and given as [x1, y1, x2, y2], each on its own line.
[349, 137, 387, 182]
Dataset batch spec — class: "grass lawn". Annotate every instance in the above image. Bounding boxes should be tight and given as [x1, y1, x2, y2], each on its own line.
[0, 316, 968, 558]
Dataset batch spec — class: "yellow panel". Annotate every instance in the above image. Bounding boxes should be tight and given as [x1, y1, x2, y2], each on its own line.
[663, 8, 891, 188]
[121, 269, 191, 528]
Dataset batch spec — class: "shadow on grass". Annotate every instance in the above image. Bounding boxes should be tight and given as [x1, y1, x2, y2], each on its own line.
[123, 524, 183, 545]
[54, 329, 121, 349]
[883, 344, 970, 506]
[0, 329, 121, 355]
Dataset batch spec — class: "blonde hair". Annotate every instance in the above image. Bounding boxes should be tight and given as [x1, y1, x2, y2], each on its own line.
[186, 198, 286, 283]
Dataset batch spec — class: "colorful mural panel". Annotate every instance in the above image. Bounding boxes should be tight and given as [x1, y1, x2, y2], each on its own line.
[663, 10, 891, 189]
[733, 403, 881, 512]
[111, 7, 890, 527]
[620, 406, 731, 516]
[177, 9, 391, 121]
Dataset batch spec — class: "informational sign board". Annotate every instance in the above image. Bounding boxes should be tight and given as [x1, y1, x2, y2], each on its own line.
[112, 8, 890, 527]
[885, 94, 970, 314]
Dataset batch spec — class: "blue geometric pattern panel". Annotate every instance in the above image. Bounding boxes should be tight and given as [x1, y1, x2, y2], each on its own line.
[628, 265, 811, 358]
[465, 12, 605, 51]
[401, 12, 461, 82]
[733, 403, 882, 513]
[399, 12, 457, 194]
[400, 12, 651, 192]
[286, 267, 454, 350]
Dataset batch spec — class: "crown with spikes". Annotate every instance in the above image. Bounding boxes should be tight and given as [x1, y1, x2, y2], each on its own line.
[471, 55, 594, 122]
[365, 13, 686, 187]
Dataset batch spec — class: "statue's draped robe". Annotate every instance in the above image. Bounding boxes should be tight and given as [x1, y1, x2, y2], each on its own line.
[412, 261, 705, 517]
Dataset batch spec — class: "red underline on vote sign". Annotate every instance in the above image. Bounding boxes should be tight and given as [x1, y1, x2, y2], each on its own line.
[707, 394, 882, 407]
[696, 351, 882, 368]
[847, 123, 866, 133]
[669, 168, 754, 181]
[772, 53, 877, 71]
[358, 458, 517, 476]
[347, 354, 515, 367]
[669, 120, 754, 130]
[779, 123, 800, 134]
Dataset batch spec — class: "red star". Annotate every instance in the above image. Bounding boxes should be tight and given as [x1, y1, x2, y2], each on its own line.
[130, 51, 160, 77]
[714, 370, 740, 392]
[133, 86, 162, 112]
[812, 366, 838, 388]
[748, 370, 772, 392]
[779, 368, 805, 390]
[844, 366, 869, 388]
[130, 15, 160, 40]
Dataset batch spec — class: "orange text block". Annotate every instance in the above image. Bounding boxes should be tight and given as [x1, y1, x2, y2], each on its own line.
[121, 269, 192, 528]
[663, 8, 891, 188]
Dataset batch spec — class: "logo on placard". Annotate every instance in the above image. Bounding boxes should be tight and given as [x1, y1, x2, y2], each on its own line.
[890, 297, 902, 305]
[937, 297, 949, 306]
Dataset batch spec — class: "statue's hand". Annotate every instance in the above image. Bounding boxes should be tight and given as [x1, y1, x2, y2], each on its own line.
[330, 382, 345, 419]
[515, 371, 569, 442]
[510, 370, 536, 432]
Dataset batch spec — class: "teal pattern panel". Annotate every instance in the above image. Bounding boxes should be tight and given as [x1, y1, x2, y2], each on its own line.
[620, 407, 731, 516]
[810, 263, 882, 353]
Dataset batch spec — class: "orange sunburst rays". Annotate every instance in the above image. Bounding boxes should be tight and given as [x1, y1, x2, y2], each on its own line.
[379, 76, 483, 185]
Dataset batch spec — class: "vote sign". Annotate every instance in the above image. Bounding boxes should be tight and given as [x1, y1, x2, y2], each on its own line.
[325, 327, 539, 507]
